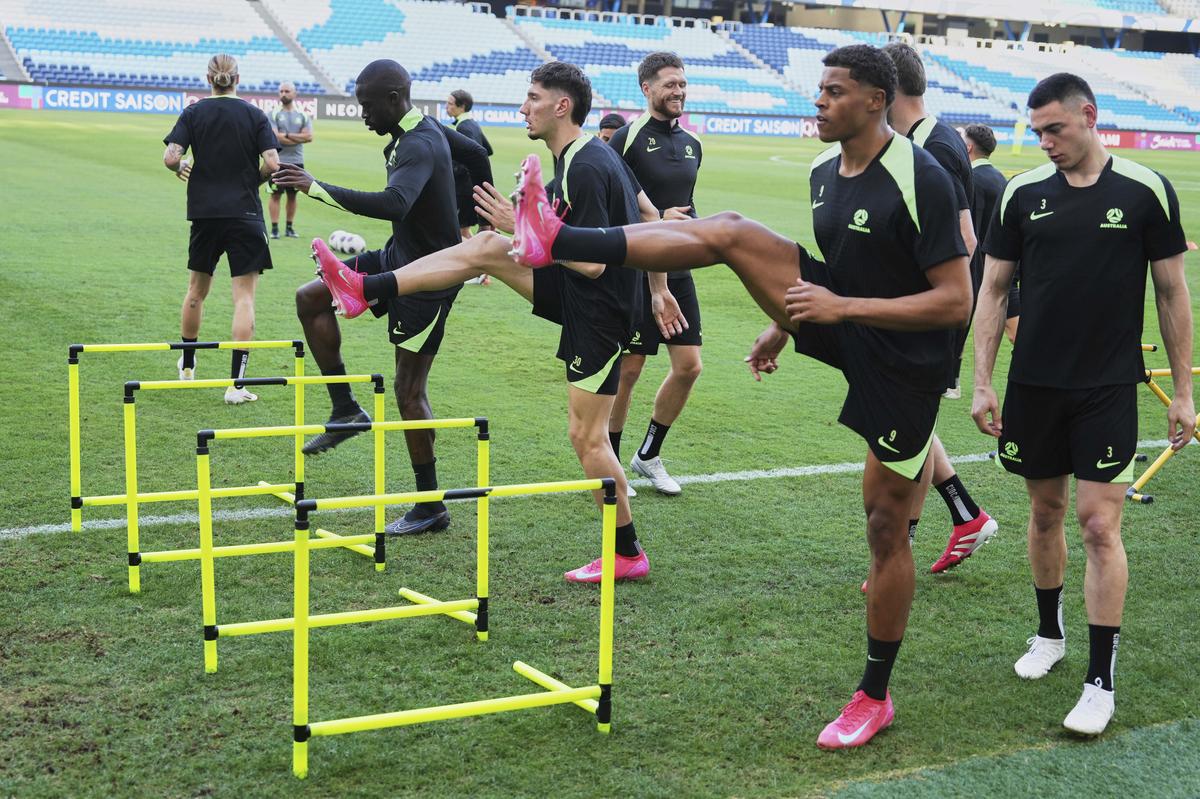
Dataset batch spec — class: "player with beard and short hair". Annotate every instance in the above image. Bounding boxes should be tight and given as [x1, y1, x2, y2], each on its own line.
[269, 81, 312, 239]
[604, 51, 705, 497]
[972, 73, 1192, 736]
[307, 61, 677, 584]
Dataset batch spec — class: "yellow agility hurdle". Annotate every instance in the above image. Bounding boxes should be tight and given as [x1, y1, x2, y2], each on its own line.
[286, 478, 617, 779]
[68, 340, 304, 532]
[191, 417, 489, 673]
[1127, 363, 1200, 504]
[117, 374, 386, 593]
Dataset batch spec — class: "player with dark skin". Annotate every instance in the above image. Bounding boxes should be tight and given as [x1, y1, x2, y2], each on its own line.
[323, 48, 971, 746]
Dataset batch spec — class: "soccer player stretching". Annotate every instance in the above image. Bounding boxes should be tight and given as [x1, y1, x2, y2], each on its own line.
[972, 73, 1193, 735]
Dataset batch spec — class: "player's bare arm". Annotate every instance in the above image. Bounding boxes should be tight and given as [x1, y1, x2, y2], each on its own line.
[163, 142, 190, 181]
[1150, 251, 1196, 449]
[635, 189, 687, 339]
[786, 255, 971, 330]
[970, 254, 1017, 437]
[259, 149, 280, 182]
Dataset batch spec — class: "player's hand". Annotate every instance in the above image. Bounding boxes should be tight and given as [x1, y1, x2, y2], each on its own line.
[474, 183, 514, 234]
[1167, 395, 1196, 450]
[662, 206, 691, 221]
[271, 163, 314, 193]
[745, 323, 789, 381]
[785, 278, 846, 325]
[176, 159, 191, 182]
[971, 385, 1002, 437]
[651, 287, 688, 340]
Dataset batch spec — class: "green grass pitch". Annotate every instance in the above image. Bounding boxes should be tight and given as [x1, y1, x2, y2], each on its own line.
[0, 110, 1198, 797]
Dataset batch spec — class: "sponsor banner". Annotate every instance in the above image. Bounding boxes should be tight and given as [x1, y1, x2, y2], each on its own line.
[0, 83, 43, 109]
[40, 85, 185, 113]
[184, 91, 318, 119]
[1136, 131, 1199, 151]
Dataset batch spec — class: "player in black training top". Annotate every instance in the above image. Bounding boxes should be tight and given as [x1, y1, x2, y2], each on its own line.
[272, 59, 492, 536]
[162, 53, 279, 404]
[605, 52, 705, 498]
[962, 124, 1017, 342]
[881, 42, 996, 577]
[505, 44, 971, 749]
[445, 89, 494, 240]
[307, 62, 676, 585]
[972, 73, 1194, 737]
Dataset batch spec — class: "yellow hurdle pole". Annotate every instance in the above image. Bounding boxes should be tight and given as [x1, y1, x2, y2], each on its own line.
[313, 528, 376, 559]
[77, 340, 297, 354]
[123, 399, 141, 594]
[476, 421, 491, 641]
[197, 443, 218, 673]
[398, 587, 478, 624]
[1141, 344, 1158, 352]
[307, 685, 603, 738]
[293, 511, 311, 780]
[68, 352, 83, 532]
[373, 384, 386, 572]
[304, 479, 606, 512]
[597, 480, 617, 733]
[294, 356, 305, 496]
[513, 661, 599, 713]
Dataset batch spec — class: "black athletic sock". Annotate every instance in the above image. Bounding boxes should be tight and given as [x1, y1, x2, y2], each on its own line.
[362, 273, 399, 302]
[935, 474, 981, 526]
[615, 522, 641, 558]
[271, 223, 279, 233]
[1086, 624, 1120, 691]
[551, 225, 627, 264]
[858, 635, 902, 701]
[907, 518, 919, 546]
[286, 222, 295, 231]
[637, 418, 670, 461]
[609, 430, 622, 460]
[181, 337, 198, 369]
[231, 349, 249, 380]
[1035, 584, 1065, 640]
[412, 460, 446, 514]
[321, 364, 359, 416]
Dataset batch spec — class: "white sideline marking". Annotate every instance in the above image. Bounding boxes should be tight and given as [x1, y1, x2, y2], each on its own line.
[0, 440, 1179, 542]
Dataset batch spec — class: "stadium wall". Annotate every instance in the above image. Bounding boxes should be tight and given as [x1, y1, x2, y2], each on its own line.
[3, 80, 1199, 152]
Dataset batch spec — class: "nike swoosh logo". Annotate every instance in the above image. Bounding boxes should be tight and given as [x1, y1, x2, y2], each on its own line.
[646, 146, 661, 152]
[837, 720, 873, 745]
[392, 324, 403, 335]
[569, 364, 584, 374]
[1096, 459, 1121, 469]
[876, 436, 900, 454]
[1029, 211, 1055, 220]
[812, 201, 825, 209]
[867, 656, 885, 662]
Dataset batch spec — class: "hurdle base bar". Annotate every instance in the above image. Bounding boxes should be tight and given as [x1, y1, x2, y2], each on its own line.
[216, 597, 479, 638]
[398, 587, 477, 626]
[306, 681, 603, 739]
[258, 480, 298, 505]
[1126, 486, 1154, 504]
[140, 531, 376, 564]
[83, 482, 296, 507]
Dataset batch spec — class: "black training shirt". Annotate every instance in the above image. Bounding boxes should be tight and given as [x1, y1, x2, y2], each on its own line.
[309, 109, 492, 300]
[450, 113, 494, 226]
[164, 96, 278, 221]
[908, 116, 972, 212]
[984, 155, 1186, 388]
[809, 134, 968, 392]
[545, 134, 644, 337]
[970, 158, 1007, 248]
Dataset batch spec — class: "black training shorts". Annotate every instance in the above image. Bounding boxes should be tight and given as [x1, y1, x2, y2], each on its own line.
[532, 264, 627, 395]
[188, 218, 273, 277]
[345, 249, 455, 354]
[626, 273, 703, 355]
[790, 245, 940, 480]
[996, 381, 1137, 483]
[269, 162, 303, 196]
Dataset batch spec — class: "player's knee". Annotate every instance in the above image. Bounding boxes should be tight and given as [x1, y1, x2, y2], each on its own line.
[295, 282, 325, 318]
[469, 230, 507, 260]
[865, 505, 908, 555]
[672, 356, 702, 385]
[1078, 513, 1121, 553]
[710, 211, 746, 248]
[620, 355, 645, 380]
[1029, 498, 1067, 535]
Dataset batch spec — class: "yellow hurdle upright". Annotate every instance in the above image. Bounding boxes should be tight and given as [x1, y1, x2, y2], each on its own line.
[117, 373, 385, 593]
[192, 417, 489, 674]
[67, 340, 303, 533]
[1128, 363, 1200, 504]
[289, 477, 618, 779]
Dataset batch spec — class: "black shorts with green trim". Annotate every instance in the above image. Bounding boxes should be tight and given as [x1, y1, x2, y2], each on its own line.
[996, 381, 1137, 483]
[532, 264, 627, 396]
[188, 218, 273, 277]
[268, 162, 303, 196]
[627, 272, 703, 355]
[345, 249, 456, 354]
[790, 245, 939, 480]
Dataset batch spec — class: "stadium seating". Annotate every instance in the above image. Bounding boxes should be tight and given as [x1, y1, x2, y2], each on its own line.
[513, 13, 809, 116]
[924, 44, 1199, 132]
[1077, 48, 1200, 127]
[262, 0, 541, 104]
[5, 0, 324, 93]
[728, 25, 1014, 126]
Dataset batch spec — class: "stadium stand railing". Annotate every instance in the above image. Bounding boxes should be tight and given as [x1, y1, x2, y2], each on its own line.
[4, 0, 324, 93]
[510, 6, 810, 116]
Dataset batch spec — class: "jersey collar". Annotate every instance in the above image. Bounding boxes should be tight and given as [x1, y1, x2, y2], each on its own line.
[398, 106, 423, 134]
[972, 157, 992, 168]
[908, 116, 938, 147]
[454, 112, 472, 124]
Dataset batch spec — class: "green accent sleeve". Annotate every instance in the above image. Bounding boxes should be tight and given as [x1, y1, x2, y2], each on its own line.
[622, 113, 651, 156]
[999, 163, 1056, 224]
[1111, 156, 1171, 219]
[809, 144, 841, 174]
[878, 135, 920, 232]
[308, 182, 347, 212]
